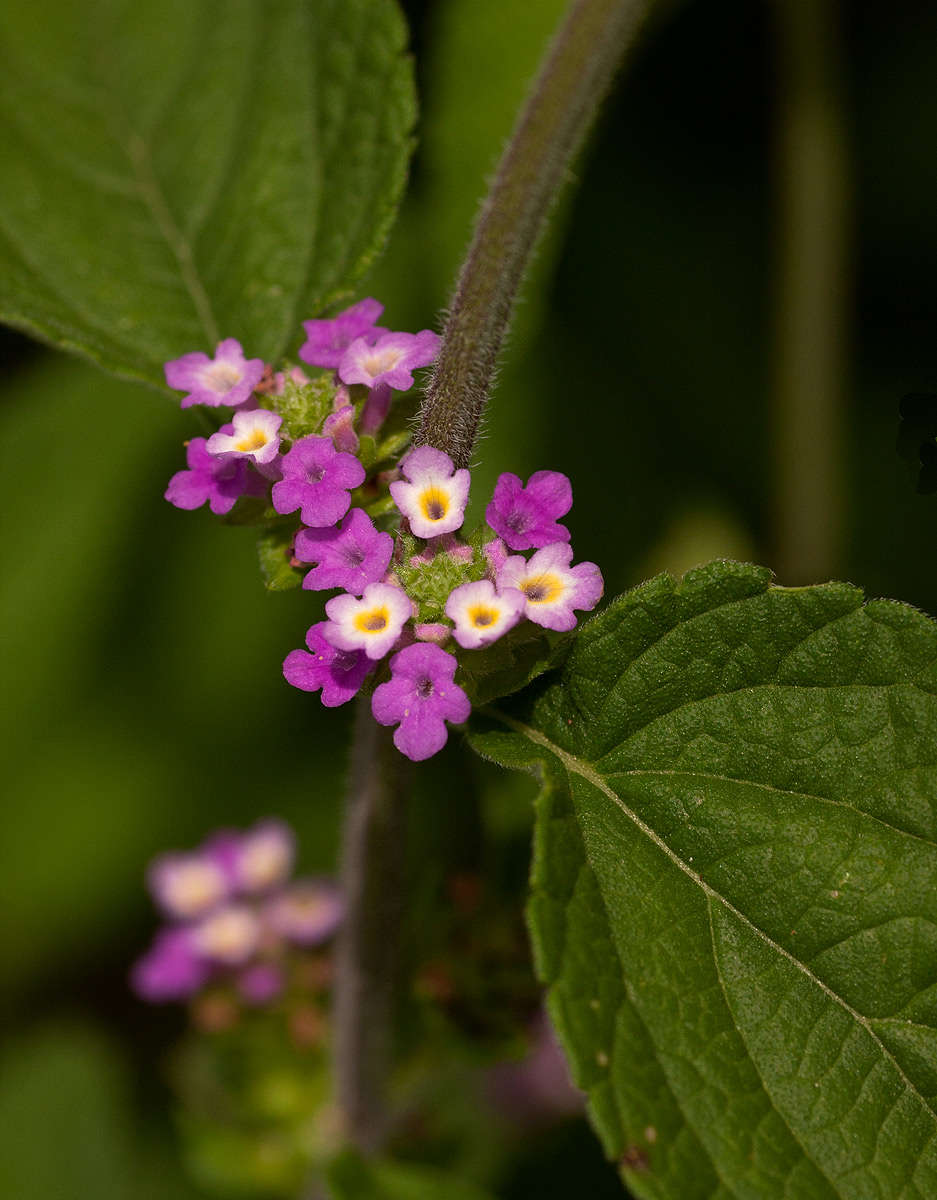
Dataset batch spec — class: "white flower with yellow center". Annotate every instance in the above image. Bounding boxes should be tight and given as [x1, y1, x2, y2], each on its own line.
[445, 579, 525, 649]
[148, 854, 229, 920]
[191, 904, 261, 965]
[323, 582, 413, 660]
[389, 446, 470, 539]
[497, 543, 604, 632]
[206, 408, 282, 465]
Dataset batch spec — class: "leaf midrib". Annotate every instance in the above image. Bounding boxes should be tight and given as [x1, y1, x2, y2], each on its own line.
[494, 709, 937, 1126]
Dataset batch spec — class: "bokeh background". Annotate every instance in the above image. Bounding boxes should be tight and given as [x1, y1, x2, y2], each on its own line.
[2, 0, 936, 1195]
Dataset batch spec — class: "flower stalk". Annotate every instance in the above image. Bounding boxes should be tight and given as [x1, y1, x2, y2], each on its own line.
[417, 0, 650, 467]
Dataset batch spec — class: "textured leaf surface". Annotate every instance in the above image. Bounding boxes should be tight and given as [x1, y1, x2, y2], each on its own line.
[472, 560, 937, 1199]
[0, 0, 414, 387]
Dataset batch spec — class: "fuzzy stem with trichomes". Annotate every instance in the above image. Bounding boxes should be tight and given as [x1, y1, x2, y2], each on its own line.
[416, 0, 650, 467]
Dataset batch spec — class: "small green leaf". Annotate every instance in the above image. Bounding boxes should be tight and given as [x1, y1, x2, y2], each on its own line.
[0, 0, 415, 387]
[472, 561, 937, 1199]
[258, 527, 302, 591]
[327, 1149, 496, 1200]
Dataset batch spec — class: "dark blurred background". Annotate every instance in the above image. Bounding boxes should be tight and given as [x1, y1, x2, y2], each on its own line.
[2, 0, 936, 1195]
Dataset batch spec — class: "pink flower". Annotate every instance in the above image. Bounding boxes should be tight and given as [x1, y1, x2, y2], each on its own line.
[206, 408, 282, 466]
[371, 643, 471, 761]
[272, 435, 365, 527]
[323, 583, 413, 660]
[165, 437, 264, 515]
[486, 470, 572, 551]
[165, 338, 264, 409]
[339, 329, 440, 392]
[283, 622, 374, 706]
[299, 298, 385, 368]
[445, 579, 526, 649]
[294, 507, 393, 595]
[389, 446, 470, 539]
[496, 543, 603, 632]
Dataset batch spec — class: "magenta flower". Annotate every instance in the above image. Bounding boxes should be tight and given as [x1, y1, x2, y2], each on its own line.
[165, 338, 265, 409]
[299, 298, 385, 368]
[445, 579, 526, 649]
[238, 962, 284, 1007]
[371, 643, 471, 761]
[165, 437, 262, 515]
[271, 435, 365, 527]
[389, 446, 470, 539]
[339, 329, 440, 392]
[131, 928, 210, 1002]
[283, 622, 373, 706]
[324, 582, 413, 660]
[497, 543, 603, 632]
[264, 880, 344, 945]
[294, 507, 393, 595]
[206, 409, 282, 466]
[486, 470, 572, 551]
[148, 850, 230, 920]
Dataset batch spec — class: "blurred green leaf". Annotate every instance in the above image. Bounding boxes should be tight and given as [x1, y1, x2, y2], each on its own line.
[0, 0, 415, 388]
[327, 1149, 496, 1200]
[473, 560, 937, 1198]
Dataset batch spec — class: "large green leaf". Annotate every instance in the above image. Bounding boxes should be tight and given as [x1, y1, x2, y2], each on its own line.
[472, 560, 937, 1199]
[0, 0, 414, 387]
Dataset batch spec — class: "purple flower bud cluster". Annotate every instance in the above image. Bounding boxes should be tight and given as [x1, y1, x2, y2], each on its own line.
[131, 819, 342, 1007]
[162, 298, 604, 763]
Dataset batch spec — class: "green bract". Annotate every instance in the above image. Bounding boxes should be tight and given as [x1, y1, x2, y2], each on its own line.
[473, 560, 937, 1199]
[0, 0, 415, 389]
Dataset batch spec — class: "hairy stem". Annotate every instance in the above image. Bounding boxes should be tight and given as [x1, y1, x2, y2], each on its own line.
[334, 700, 409, 1152]
[416, 0, 650, 467]
[772, 0, 849, 584]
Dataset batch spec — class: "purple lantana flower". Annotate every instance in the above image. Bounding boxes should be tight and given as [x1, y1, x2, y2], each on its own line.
[131, 928, 210, 1002]
[322, 403, 359, 454]
[339, 329, 440, 392]
[190, 904, 261, 966]
[206, 409, 282, 466]
[389, 446, 470, 539]
[497, 543, 603, 632]
[294, 507, 393, 595]
[232, 820, 295, 894]
[324, 582, 412, 660]
[299, 298, 385, 368]
[165, 437, 263, 515]
[371, 643, 471, 761]
[283, 622, 373, 706]
[445, 579, 526, 649]
[271, 435, 366, 527]
[165, 338, 265, 409]
[265, 880, 344, 945]
[486, 470, 572, 551]
[148, 850, 230, 920]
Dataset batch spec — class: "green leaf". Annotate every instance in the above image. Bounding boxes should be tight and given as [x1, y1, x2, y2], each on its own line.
[0, 0, 415, 388]
[327, 1149, 496, 1200]
[472, 560, 937, 1199]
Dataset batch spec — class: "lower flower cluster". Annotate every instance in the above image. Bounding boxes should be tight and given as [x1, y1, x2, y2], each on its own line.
[132, 819, 342, 1010]
[162, 298, 604, 761]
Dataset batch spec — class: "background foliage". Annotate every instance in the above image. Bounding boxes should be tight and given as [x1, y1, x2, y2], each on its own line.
[2, 0, 937, 1196]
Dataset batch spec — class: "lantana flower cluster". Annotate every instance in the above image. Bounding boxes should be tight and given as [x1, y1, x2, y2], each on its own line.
[163, 299, 603, 762]
[132, 819, 342, 1011]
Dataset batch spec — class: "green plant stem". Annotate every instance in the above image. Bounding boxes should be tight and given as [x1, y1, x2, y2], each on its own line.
[772, 0, 849, 584]
[416, 0, 650, 467]
[333, 699, 409, 1153]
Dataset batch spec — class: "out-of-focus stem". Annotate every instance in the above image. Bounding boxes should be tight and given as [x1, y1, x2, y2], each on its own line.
[416, 0, 650, 467]
[772, 0, 849, 584]
[333, 700, 408, 1152]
